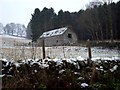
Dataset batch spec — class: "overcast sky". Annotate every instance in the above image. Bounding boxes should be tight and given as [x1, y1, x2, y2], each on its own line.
[0, 0, 119, 27]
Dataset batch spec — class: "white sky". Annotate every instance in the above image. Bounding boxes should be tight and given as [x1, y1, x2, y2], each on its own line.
[0, 0, 119, 27]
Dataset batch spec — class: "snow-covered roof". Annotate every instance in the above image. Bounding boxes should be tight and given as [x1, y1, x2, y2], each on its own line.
[40, 27, 68, 38]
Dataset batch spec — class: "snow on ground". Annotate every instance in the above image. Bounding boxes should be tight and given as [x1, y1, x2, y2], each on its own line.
[1, 50, 120, 89]
[0, 45, 120, 61]
[0, 35, 31, 48]
[0, 35, 120, 61]
[45, 46, 120, 60]
[0, 35, 27, 39]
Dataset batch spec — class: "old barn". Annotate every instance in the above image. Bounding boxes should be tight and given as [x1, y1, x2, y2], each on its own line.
[37, 27, 78, 46]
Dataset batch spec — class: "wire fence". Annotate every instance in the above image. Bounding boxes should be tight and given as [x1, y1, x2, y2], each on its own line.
[0, 44, 120, 61]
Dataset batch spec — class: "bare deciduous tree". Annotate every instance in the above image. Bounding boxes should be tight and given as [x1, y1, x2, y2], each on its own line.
[99, 0, 114, 42]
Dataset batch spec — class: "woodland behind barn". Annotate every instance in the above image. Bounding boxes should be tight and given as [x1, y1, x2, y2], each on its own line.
[27, 1, 120, 42]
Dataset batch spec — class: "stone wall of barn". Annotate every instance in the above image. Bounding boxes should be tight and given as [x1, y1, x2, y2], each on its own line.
[45, 35, 64, 46]
[62, 29, 77, 45]
[37, 35, 63, 46]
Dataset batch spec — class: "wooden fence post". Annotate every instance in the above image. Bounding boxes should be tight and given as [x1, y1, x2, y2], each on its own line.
[63, 45, 66, 58]
[87, 39, 92, 59]
[42, 39, 45, 59]
[31, 42, 35, 60]
[22, 43, 25, 60]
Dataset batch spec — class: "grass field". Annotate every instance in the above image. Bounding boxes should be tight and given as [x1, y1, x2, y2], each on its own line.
[0, 35, 120, 60]
[0, 46, 120, 61]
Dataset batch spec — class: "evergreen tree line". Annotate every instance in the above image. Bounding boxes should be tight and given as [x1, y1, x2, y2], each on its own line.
[28, 1, 120, 42]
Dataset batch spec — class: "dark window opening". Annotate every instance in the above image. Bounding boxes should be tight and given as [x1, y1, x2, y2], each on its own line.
[68, 34, 72, 38]
[56, 40, 58, 43]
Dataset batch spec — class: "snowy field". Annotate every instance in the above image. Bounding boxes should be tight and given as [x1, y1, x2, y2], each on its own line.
[45, 46, 120, 60]
[0, 35, 31, 48]
[0, 35, 120, 61]
[0, 46, 120, 61]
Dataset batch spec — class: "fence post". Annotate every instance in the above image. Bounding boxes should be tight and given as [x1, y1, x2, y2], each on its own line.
[22, 43, 25, 60]
[42, 39, 45, 59]
[87, 39, 92, 59]
[63, 45, 66, 58]
[32, 42, 35, 60]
